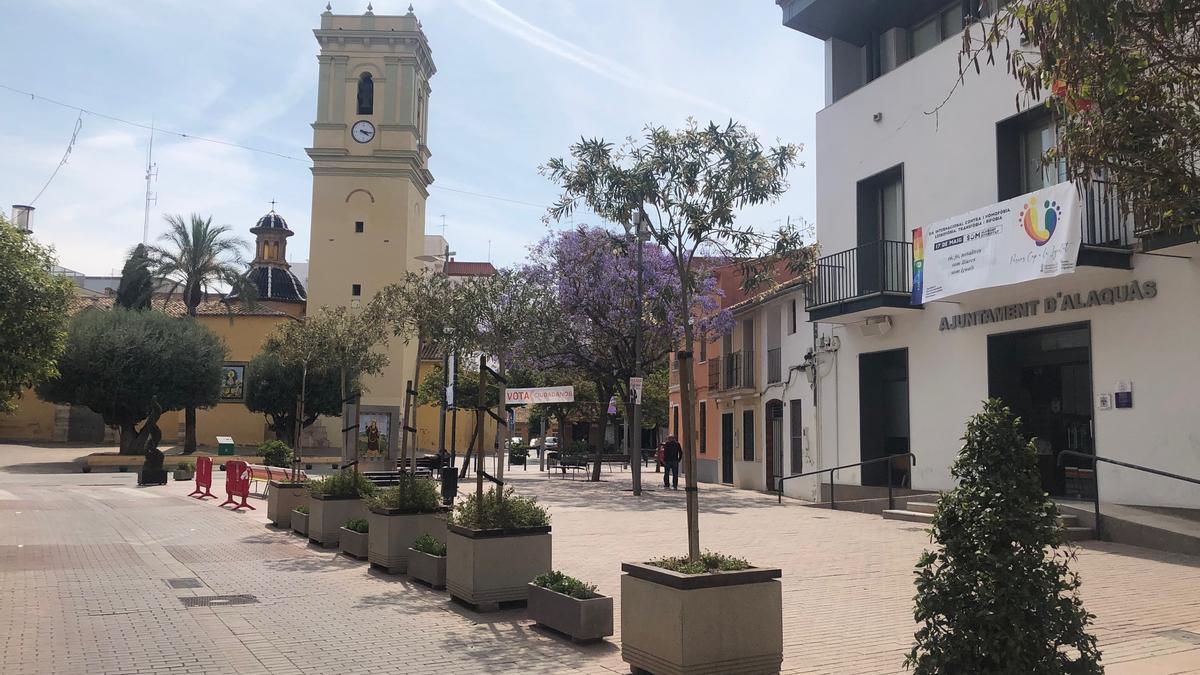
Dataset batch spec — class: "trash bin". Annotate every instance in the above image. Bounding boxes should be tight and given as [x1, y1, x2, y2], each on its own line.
[440, 467, 458, 505]
[216, 436, 235, 456]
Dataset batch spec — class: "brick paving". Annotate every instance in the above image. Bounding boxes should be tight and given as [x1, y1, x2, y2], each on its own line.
[1, 447, 1199, 674]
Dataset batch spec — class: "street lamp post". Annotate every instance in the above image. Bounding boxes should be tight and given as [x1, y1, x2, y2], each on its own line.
[623, 208, 650, 496]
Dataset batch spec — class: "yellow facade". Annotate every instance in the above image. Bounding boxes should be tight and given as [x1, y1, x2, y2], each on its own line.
[0, 388, 59, 441]
[412, 359, 501, 455]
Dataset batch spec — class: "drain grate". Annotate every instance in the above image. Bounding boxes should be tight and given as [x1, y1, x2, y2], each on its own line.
[179, 594, 257, 608]
[1158, 629, 1200, 645]
[165, 578, 202, 589]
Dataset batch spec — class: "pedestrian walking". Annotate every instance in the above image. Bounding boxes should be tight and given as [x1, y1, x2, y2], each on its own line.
[662, 435, 682, 490]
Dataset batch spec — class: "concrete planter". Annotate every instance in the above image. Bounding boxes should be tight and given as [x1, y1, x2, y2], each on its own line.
[366, 508, 447, 574]
[266, 482, 308, 529]
[291, 510, 309, 536]
[407, 548, 447, 589]
[339, 527, 369, 559]
[446, 524, 551, 611]
[620, 562, 783, 675]
[173, 468, 195, 481]
[527, 583, 613, 643]
[308, 495, 366, 547]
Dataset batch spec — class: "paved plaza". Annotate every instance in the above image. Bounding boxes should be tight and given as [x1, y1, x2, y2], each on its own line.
[2, 444, 1200, 674]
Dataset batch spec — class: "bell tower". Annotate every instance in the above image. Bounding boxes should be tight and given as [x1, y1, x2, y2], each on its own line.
[306, 3, 435, 461]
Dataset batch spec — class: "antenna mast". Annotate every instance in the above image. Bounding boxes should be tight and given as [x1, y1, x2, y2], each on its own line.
[142, 120, 158, 244]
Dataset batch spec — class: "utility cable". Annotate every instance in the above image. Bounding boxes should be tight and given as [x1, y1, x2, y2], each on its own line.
[29, 111, 83, 205]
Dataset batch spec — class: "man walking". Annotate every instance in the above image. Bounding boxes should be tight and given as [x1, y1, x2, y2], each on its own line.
[662, 435, 682, 490]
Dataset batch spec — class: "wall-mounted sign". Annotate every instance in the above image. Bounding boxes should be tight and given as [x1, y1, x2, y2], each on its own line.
[938, 280, 1157, 331]
[913, 181, 1082, 305]
[1096, 393, 1112, 410]
[505, 386, 575, 405]
[1115, 380, 1133, 409]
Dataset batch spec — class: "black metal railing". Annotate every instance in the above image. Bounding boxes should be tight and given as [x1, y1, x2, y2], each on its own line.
[707, 357, 720, 389]
[1057, 451, 1200, 538]
[1081, 178, 1136, 248]
[806, 240, 912, 310]
[720, 350, 755, 390]
[777, 453, 916, 509]
[767, 347, 782, 384]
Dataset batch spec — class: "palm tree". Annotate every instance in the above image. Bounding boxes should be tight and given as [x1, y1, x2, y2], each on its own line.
[152, 213, 256, 453]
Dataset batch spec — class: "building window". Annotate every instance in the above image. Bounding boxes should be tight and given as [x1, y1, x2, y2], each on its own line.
[672, 406, 679, 438]
[909, 3, 963, 59]
[742, 409, 754, 461]
[355, 221, 364, 233]
[787, 299, 797, 335]
[699, 338, 707, 363]
[997, 109, 1066, 201]
[356, 72, 374, 115]
[699, 402, 707, 454]
[352, 283, 362, 297]
[789, 399, 803, 474]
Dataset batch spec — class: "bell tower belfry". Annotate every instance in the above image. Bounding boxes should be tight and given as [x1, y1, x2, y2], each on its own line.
[306, 3, 435, 462]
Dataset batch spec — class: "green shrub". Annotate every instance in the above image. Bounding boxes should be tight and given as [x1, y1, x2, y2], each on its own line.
[176, 462, 190, 471]
[412, 533, 447, 557]
[534, 570, 599, 600]
[364, 475, 440, 513]
[257, 440, 293, 468]
[307, 467, 376, 498]
[450, 487, 550, 530]
[565, 439, 589, 457]
[343, 517, 369, 533]
[647, 550, 751, 575]
[907, 400, 1100, 674]
[294, 504, 309, 515]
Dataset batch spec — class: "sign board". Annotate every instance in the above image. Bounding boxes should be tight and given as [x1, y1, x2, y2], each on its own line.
[913, 181, 1082, 305]
[505, 386, 575, 406]
[445, 352, 456, 409]
[1115, 380, 1133, 409]
[629, 377, 644, 405]
[607, 396, 618, 416]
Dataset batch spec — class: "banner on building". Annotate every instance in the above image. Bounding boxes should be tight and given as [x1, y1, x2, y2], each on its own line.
[505, 386, 575, 406]
[912, 181, 1082, 305]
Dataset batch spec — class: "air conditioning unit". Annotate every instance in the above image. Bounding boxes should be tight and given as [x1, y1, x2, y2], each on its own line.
[859, 316, 893, 337]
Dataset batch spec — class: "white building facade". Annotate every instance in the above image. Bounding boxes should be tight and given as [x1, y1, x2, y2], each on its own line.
[777, 0, 1200, 508]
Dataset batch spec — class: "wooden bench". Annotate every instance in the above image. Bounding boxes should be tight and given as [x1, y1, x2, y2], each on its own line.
[243, 464, 308, 495]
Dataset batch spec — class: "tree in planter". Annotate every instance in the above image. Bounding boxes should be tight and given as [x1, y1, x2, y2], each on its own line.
[0, 215, 74, 413]
[517, 226, 731, 486]
[151, 213, 256, 454]
[950, 1, 1198, 237]
[37, 308, 226, 472]
[115, 244, 154, 311]
[907, 399, 1101, 674]
[543, 120, 816, 559]
[244, 348, 341, 446]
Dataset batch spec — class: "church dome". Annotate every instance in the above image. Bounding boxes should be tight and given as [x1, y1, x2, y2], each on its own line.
[229, 265, 307, 304]
[251, 210, 291, 234]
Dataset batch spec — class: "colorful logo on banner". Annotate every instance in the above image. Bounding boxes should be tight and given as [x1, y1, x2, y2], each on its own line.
[910, 227, 925, 305]
[1020, 196, 1061, 246]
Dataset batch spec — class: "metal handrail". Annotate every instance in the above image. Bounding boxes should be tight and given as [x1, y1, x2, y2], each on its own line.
[1057, 450, 1200, 538]
[777, 453, 916, 509]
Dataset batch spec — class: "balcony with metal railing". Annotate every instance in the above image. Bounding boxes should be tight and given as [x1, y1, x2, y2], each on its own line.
[718, 350, 755, 391]
[767, 348, 782, 384]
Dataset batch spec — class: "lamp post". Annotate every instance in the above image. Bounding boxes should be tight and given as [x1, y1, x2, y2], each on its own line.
[623, 208, 650, 496]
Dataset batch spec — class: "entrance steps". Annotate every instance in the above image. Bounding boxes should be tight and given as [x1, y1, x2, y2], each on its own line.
[1056, 500, 1200, 557]
[883, 499, 1095, 541]
[795, 484, 937, 516]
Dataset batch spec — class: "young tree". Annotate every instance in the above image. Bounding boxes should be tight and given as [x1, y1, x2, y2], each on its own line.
[115, 244, 154, 310]
[907, 399, 1101, 674]
[958, 1, 1198, 236]
[519, 226, 730, 485]
[543, 120, 815, 560]
[38, 308, 226, 471]
[152, 213, 256, 454]
[0, 215, 74, 412]
[244, 349, 341, 446]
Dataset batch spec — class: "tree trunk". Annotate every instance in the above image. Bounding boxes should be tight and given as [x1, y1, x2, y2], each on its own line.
[626, 400, 642, 495]
[182, 405, 197, 454]
[677, 268, 701, 562]
[591, 387, 611, 482]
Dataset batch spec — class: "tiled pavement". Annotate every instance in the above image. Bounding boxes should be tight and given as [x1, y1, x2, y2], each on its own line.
[2, 450, 1200, 674]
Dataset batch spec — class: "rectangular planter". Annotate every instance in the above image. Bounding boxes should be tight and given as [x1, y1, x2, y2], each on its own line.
[367, 509, 447, 574]
[339, 527, 369, 559]
[528, 583, 613, 643]
[446, 524, 551, 611]
[308, 495, 366, 547]
[291, 510, 308, 536]
[407, 548, 447, 589]
[267, 482, 308, 529]
[620, 562, 783, 675]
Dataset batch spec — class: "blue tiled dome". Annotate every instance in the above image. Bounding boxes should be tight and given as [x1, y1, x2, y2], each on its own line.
[251, 211, 291, 233]
[229, 265, 307, 304]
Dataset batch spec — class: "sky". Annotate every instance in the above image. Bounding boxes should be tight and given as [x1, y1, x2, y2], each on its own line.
[0, 0, 824, 275]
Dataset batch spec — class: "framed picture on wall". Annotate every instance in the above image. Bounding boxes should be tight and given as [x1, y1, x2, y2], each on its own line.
[220, 363, 247, 402]
[358, 412, 391, 460]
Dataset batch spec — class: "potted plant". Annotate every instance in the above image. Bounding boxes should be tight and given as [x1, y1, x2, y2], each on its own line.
[446, 486, 551, 611]
[339, 517, 369, 560]
[291, 504, 310, 536]
[365, 475, 447, 574]
[262, 442, 308, 529]
[508, 443, 528, 467]
[407, 533, 448, 589]
[620, 551, 782, 675]
[529, 571, 613, 643]
[173, 462, 194, 481]
[306, 468, 375, 547]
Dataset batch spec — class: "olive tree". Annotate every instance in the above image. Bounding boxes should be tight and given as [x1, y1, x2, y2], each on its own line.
[244, 349, 341, 446]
